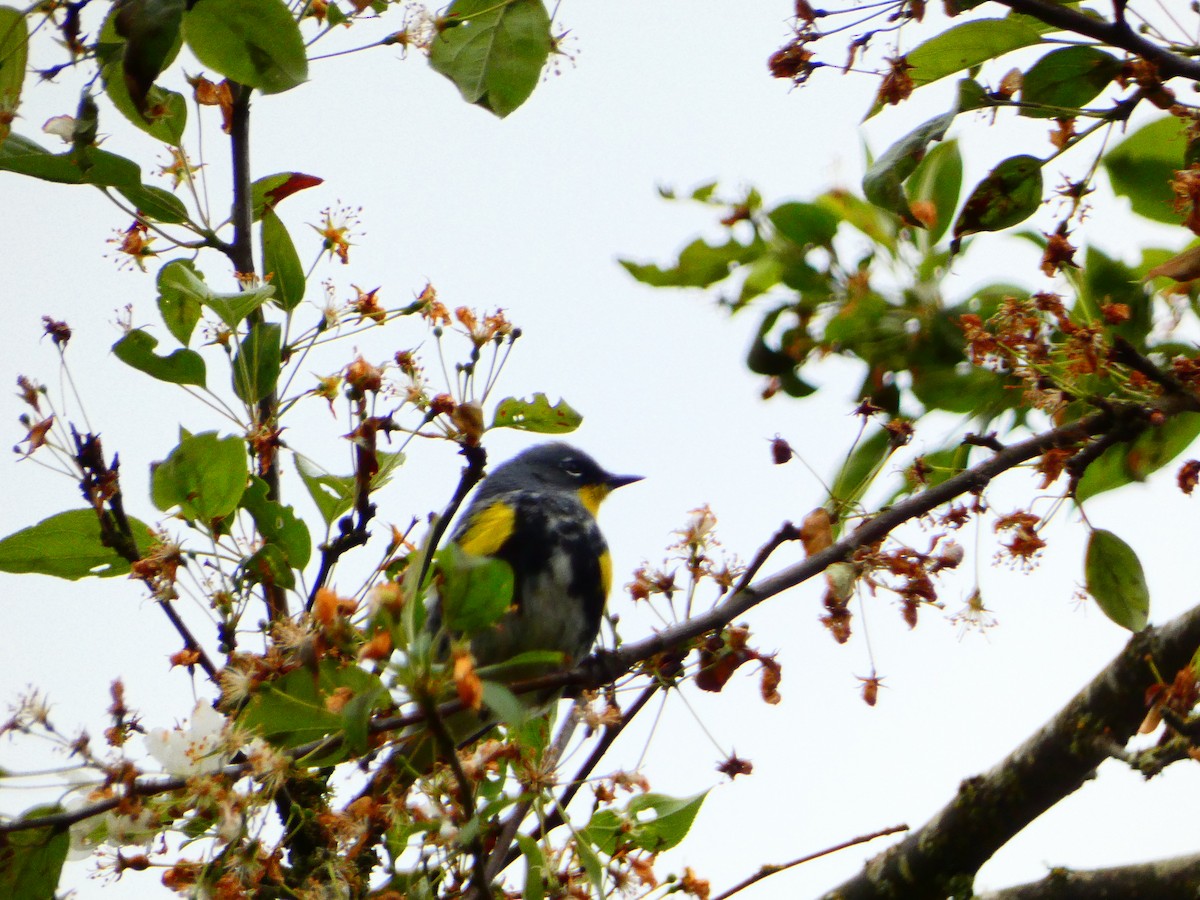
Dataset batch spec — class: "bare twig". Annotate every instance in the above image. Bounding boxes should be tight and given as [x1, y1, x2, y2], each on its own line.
[711, 824, 909, 900]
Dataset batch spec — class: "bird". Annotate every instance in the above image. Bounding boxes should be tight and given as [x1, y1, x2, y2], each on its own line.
[444, 441, 643, 673]
[405, 442, 643, 765]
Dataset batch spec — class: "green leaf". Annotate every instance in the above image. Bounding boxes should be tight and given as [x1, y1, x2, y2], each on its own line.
[816, 189, 897, 252]
[907, 138, 963, 245]
[435, 542, 514, 634]
[429, 0, 552, 118]
[1085, 529, 1149, 632]
[625, 791, 707, 852]
[156, 259, 205, 345]
[0, 805, 70, 900]
[1102, 116, 1189, 224]
[113, 329, 206, 386]
[863, 111, 955, 224]
[295, 456, 356, 526]
[1076, 412, 1200, 502]
[0, 7, 29, 144]
[516, 834, 547, 900]
[479, 681, 530, 728]
[204, 284, 274, 329]
[768, 201, 839, 247]
[492, 393, 582, 433]
[250, 171, 324, 221]
[829, 429, 893, 515]
[580, 808, 623, 857]
[239, 659, 387, 760]
[952, 155, 1043, 241]
[117, 181, 189, 223]
[152, 431, 248, 523]
[183, 0, 308, 94]
[99, 0, 188, 143]
[261, 208, 305, 311]
[0, 133, 141, 189]
[242, 542, 294, 589]
[620, 236, 762, 288]
[240, 476, 312, 568]
[101, 58, 189, 145]
[906, 18, 1043, 88]
[575, 819, 609, 893]
[0, 510, 154, 580]
[1020, 46, 1120, 118]
[232, 321, 282, 404]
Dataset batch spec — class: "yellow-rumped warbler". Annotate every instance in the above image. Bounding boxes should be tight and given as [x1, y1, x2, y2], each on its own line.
[447, 441, 642, 672]
[397, 443, 640, 770]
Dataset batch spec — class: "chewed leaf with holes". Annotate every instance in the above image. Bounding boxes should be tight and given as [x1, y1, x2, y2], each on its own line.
[492, 394, 582, 433]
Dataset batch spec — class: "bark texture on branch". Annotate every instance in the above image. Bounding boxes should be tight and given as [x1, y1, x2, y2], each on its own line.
[976, 851, 1200, 899]
[821, 604, 1200, 899]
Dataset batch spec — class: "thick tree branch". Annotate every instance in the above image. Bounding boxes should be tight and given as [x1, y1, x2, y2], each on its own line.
[975, 852, 1200, 899]
[990, 0, 1200, 82]
[820, 604, 1200, 899]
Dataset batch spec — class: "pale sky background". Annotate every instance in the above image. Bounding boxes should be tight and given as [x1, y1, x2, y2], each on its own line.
[3, 2, 1200, 897]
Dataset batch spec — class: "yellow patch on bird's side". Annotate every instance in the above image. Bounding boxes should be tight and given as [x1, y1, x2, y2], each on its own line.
[458, 501, 517, 557]
[577, 484, 611, 517]
[599, 550, 612, 596]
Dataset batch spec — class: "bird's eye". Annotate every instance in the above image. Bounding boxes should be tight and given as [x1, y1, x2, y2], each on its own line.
[560, 459, 583, 478]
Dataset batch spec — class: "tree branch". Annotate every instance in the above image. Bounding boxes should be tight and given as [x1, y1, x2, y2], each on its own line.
[820, 604, 1200, 899]
[975, 852, 1200, 899]
[990, 0, 1200, 81]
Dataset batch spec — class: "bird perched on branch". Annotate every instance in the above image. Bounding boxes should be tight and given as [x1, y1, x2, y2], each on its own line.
[408, 442, 642, 764]
[441, 441, 642, 676]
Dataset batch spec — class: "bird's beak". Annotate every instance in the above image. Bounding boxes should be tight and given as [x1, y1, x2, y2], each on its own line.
[605, 472, 644, 491]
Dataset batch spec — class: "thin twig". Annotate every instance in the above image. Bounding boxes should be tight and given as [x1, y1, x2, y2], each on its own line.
[711, 824, 909, 900]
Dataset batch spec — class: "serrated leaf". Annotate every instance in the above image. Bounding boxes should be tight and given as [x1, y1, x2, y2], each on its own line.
[1085, 529, 1149, 632]
[183, 0, 307, 94]
[113, 329, 206, 386]
[232, 321, 281, 404]
[0, 805, 70, 900]
[156, 258, 205, 345]
[0, 7, 29, 144]
[429, 0, 552, 118]
[152, 431, 247, 523]
[0, 510, 154, 580]
[492, 393, 582, 433]
[261, 207, 305, 310]
[863, 111, 956, 224]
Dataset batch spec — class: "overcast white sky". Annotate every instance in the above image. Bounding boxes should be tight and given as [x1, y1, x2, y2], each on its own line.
[4, 2, 1200, 897]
